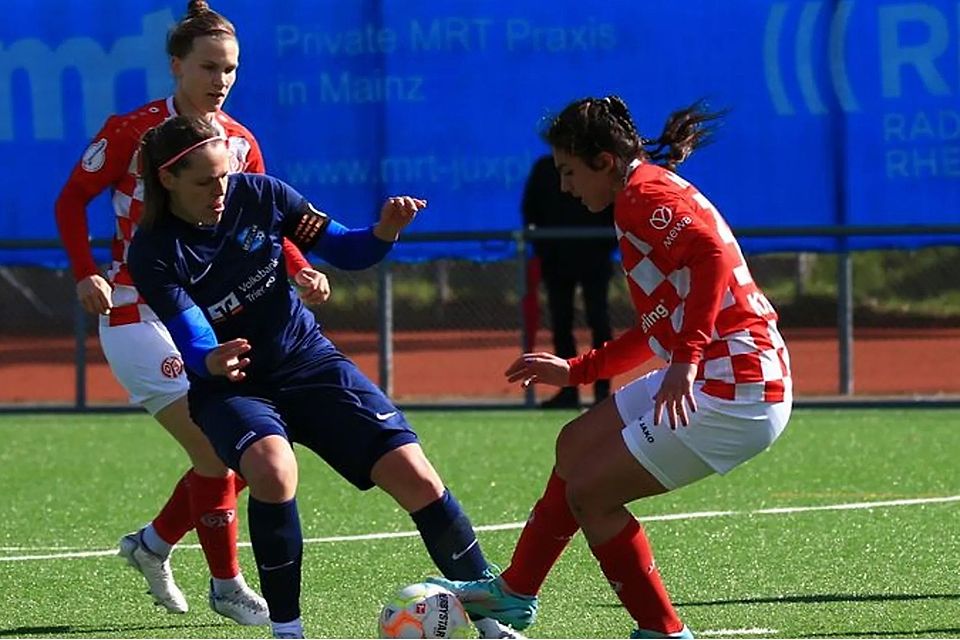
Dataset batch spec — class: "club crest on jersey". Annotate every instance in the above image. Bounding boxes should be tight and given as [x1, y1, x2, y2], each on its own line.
[237, 224, 266, 252]
[81, 138, 108, 172]
[649, 205, 673, 230]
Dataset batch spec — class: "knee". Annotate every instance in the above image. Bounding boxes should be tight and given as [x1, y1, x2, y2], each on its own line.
[564, 473, 601, 524]
[554, 421, 581, 479]
[373, 445, 445, 512]
[240, 437, 298, 502]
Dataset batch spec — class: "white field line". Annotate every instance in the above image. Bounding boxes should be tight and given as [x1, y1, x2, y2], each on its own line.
[699, 628, 777, 636]
[1, 494, 957, 563]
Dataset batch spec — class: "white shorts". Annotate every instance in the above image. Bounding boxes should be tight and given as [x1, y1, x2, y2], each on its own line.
[615, 368, 792, 490]
[99, 319, 189, 415]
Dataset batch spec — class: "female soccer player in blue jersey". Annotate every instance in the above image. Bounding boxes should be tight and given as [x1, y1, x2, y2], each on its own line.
[126, 115, 519, 640]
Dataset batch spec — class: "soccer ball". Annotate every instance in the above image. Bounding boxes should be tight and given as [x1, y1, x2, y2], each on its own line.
[378, 582, 472, 638]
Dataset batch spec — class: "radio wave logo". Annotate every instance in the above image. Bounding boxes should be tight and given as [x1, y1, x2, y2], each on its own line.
[764, 1, 860, 115]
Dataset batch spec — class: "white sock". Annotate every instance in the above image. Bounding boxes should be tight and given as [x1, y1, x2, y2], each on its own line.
[271, 617, 304, 638]
[212, 573, 246, 595]
[140, 524, 173, 558]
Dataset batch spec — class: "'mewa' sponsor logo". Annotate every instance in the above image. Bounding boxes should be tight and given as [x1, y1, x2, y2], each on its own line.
[662, 215, 693, 249]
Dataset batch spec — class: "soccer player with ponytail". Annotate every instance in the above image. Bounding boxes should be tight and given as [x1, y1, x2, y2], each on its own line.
[432, 96, 793, 638]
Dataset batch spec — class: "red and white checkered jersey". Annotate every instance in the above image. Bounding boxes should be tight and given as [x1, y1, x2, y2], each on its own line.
[568, 162, 791, 403]
[56, 97, 266, 326]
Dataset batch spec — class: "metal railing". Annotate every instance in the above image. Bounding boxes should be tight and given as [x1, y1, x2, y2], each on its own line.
[1, 224, 958, 411]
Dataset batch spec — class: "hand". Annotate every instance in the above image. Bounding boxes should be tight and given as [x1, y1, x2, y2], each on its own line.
[204, 338, 252, 382]
[653, 362, 699, 429]
[293, 268, 331, 306]
[76, 274, 113, 315]
[504, 352, 571, 389]
[373, 196, 427, 242]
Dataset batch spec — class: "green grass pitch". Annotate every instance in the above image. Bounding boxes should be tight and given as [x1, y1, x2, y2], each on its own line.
[1, 409, 958, 638]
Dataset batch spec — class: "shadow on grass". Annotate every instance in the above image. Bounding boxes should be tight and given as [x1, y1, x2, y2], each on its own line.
[0, 622, 226, 637]
[674, 592, 960, 607]
[594, 593, 960, 638]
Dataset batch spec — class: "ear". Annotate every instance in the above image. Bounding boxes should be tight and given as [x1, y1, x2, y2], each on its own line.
[170, 56, 182, 80]
[158, 168, 176, 191]
[596, 151, 618, 173]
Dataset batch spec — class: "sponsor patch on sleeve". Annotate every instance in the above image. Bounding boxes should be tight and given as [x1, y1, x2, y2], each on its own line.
[81, 138, 108, 172]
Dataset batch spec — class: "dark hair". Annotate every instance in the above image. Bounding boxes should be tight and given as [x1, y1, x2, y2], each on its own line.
[167, 0, 236, 58]
[139, 115, 222, 230]
[542, 95, 726, 172]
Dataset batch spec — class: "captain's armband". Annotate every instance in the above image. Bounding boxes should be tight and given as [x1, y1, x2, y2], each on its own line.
[285, 202, 332, 251]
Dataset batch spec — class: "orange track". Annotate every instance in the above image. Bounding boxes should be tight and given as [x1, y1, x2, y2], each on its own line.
[1, 327, 957, 405]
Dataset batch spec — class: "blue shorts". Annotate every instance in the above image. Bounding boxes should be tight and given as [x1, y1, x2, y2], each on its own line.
[189, 351, 418, 490]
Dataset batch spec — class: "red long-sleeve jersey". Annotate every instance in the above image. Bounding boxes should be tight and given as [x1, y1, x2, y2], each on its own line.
[55, 96, 310, 326]
[568, 163, 791, 403]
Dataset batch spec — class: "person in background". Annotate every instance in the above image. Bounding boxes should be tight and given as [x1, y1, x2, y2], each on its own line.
[53, 1, 329, 624]
[522, 154, 616, 408]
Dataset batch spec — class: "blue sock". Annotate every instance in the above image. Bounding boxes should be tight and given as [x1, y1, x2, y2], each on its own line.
[411, 489, 489, 580]
[248, 496, 303, 623]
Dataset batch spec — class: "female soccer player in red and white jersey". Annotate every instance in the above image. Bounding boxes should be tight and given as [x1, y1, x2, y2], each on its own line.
[54, 1, 328, 625]
[432, 96, 793, 638]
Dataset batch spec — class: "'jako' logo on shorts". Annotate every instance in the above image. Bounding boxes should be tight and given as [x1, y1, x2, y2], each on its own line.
[160, 356, 184, 379]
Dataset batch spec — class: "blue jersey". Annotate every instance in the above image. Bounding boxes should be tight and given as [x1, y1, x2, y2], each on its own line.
[128, 173, 388, 385]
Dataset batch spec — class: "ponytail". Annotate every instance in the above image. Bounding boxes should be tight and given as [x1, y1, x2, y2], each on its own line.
[543, 95, 726, 172]
[641, 100, 727, 171]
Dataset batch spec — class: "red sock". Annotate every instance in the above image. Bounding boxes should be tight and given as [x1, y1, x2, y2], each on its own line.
[187, 470, 240, 580]
[151, 470, 194, 545]
[590, 518, 683, 634]
[501, 469, 579, 595]
[234, 474, 247, 494]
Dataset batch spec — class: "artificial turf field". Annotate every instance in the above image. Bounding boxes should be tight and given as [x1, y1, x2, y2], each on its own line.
[1, 409, 958, 639]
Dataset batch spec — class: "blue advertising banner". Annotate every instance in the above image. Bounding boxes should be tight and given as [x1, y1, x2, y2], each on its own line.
[1, 1, 957, 265]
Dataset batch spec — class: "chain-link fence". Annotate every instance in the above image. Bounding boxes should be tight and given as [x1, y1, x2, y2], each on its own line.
[1, 242, 958, 408]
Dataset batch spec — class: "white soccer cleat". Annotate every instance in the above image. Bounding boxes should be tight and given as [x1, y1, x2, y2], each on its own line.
[117, 531, 188, 614]
[475, 617, 527, 639]
[209, 579, 270, 626]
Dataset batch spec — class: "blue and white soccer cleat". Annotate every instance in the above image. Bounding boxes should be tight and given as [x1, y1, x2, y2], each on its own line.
[630, 624, 694, 639]
[117, 530, 189, 614]
[427, 576, 538, 631]
[208, 578, 271, 626]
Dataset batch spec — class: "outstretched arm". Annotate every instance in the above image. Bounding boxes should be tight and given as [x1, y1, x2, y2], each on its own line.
[283, 196, 427, 271]
[505, 324, 656, 390]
